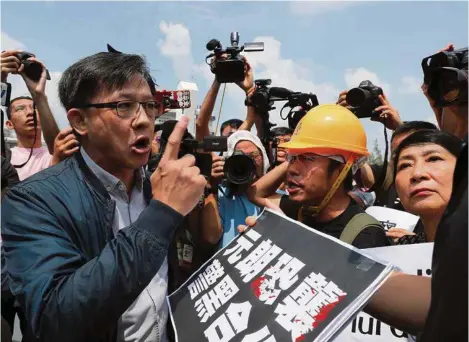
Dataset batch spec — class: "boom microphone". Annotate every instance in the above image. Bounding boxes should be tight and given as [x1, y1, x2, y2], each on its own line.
[206, 39, 221, 51]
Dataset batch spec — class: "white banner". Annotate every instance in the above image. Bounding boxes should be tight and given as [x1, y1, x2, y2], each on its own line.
[365, 206, 420, 232]
[332, 243, 434, 342]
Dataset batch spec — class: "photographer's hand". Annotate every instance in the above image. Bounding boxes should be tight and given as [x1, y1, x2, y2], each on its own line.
[51, 127, 80, 166]
[236, 56, 254, 94]
[1, 50, 22, 82]
[336, 90, 353, 110]
[372, 93, 403, 131]
[211, 155, 225, 181]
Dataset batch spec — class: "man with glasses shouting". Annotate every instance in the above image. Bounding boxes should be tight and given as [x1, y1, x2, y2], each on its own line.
[246, 104, 390, 248]
[2, 51, 206, 342]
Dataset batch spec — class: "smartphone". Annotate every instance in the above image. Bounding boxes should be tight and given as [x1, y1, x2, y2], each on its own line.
[154, 90, 191, 109]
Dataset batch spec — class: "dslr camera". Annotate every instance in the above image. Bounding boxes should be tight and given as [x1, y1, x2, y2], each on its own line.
[181, 137, 228, 178]
[148, 120, 227, 178]
[422, 47, 468, 107]
[223, 151, 258, 185]
[16, 52, 51, 82]
[206, 32, 264, 83]
[346, 80, 383, 119]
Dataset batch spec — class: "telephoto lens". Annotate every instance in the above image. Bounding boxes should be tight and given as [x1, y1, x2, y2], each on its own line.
[223, 152, 257, 185]
[346, 87, 371, 108]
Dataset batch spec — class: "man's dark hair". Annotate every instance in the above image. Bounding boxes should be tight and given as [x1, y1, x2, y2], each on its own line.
[220, 119, 243, 135]
[391, 121, 438, 142]
[393, 129, 462, 174]
[271, 127, 293, 137]
[328, 159, 353, 192]
[58, 52, 156, 111]
[6, 96, 34, 120]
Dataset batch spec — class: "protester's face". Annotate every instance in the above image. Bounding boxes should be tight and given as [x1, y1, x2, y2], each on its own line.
[234, 140, 264, 180]
[395, 143, 457, 219]
[276, 134, 291, 163]
[79, 74, 155, 170]
[6, 99, 41, 138]
[222, 126, 238, 137]
[286, 153, 335, 204]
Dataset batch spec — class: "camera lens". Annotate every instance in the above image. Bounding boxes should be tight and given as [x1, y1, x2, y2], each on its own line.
[429, 68, 466, 105]
[346, 88, 370, 107]
[224, 153, 256, 185]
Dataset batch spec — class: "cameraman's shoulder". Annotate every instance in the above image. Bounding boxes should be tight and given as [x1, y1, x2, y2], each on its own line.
[9, 157, 79, 199]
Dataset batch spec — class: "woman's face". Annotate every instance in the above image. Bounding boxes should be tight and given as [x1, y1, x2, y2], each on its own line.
[395, 143, 457, 218]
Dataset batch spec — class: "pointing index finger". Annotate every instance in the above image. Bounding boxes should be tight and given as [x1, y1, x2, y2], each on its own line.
[160, 116, 189, 165]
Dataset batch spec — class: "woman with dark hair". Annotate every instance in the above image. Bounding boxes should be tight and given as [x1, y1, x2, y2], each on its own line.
[392, 129, 462, 243]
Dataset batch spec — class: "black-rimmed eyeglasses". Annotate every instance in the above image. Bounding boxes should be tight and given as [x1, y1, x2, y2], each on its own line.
[76, 100, 162, 119]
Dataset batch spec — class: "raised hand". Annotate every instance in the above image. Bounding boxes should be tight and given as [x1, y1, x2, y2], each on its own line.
[151, 116, 207, 216]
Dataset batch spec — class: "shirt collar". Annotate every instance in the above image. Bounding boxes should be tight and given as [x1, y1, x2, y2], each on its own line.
[80, 147, 144, 193]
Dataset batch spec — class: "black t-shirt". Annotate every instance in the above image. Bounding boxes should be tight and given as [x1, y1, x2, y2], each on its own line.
[370, 164, 404, 210]
[279, 195, 390, 249]
[420, 137, 468, 342]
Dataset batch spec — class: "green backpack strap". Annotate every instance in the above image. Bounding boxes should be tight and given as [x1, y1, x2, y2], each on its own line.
[339, 213, 382, 245]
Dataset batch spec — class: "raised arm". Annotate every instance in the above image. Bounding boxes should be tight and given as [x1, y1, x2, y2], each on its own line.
[196, 79, 220, 141]
[20, 57, 60, 154]
[247, 161, 288, 207]
[365, 271, 431, 335]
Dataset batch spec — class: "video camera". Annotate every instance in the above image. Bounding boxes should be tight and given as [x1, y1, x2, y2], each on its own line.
[422, 47, 468, 107]
[148, 120, 227, 178]
[206, 32, 264, 83]
[16, 52, 51, 82]
[245, 79, 319, 130]
[346, 80, 383, 119]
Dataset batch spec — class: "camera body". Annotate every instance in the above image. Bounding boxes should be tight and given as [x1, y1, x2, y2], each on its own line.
[180, 137, 228, 178]
[206, 32, 264, 83]
[245, 79, 319, 130]
[148, 121, 227, 179]
[16, 52, 51, 82]
[422, 47, 468, 107]
[346, 80, 383, 119]
[246, 79, 275, 112]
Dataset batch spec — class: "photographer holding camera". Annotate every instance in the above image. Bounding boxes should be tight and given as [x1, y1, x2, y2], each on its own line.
[421, 43, 468, 139]
[206, 130, 270, 248]
[1, 50, 78, 180]
[2, 50, 207, 342]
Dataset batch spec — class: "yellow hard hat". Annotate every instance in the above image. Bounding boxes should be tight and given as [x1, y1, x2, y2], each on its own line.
[279, 104, 369, 158]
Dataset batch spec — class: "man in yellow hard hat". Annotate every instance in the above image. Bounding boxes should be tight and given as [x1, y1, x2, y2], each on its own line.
[246, 104, 390, 248]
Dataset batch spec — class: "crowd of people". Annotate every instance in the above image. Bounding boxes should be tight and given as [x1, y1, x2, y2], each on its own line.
[0, 40, 467, 342]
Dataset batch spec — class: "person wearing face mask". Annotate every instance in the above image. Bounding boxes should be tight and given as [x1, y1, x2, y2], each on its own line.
[391, 130, 461, 245]
[246, 104, 390, 248]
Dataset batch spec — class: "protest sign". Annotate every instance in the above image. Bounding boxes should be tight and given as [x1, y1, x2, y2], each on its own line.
[168, 209, 393, 342]
[333, 243, 434, 342]
[365, 207, 419, 232]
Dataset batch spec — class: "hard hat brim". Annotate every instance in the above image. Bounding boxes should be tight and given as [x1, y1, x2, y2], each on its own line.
[279, 141, 370, 157]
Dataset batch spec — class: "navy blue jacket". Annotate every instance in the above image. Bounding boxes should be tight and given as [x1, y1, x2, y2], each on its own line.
[1, 152, 183, 341]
